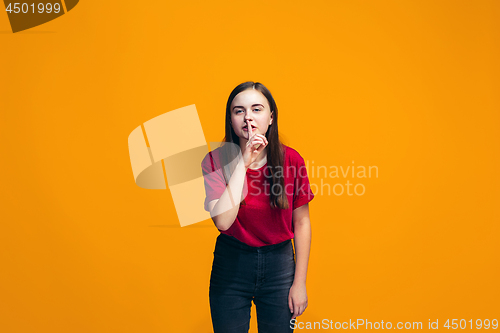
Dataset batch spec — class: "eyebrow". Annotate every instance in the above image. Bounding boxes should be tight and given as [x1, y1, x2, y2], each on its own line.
[232, 104, 265, 111]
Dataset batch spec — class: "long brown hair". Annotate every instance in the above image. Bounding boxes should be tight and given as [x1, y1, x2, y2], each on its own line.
[218, 81, 289, 209]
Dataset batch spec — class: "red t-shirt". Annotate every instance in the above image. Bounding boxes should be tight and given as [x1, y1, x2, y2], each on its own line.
[201, 144, 314, 247]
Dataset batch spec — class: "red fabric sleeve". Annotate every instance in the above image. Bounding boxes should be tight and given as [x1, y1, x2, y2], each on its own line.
[292, 155, 315, 210]
[201, 151, 228, 212]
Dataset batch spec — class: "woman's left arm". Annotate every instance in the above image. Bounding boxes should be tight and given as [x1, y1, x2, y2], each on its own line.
[289, 202, 312, 320]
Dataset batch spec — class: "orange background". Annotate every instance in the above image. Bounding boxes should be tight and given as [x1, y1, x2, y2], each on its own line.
[1, 1, 499, 332]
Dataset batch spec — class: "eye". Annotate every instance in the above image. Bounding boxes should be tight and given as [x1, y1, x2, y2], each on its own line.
[253, 108, 261, 112]
[235, 110, 243, 114]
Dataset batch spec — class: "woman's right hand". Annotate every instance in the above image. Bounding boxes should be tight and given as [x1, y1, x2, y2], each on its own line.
[242, 131, 268, 169]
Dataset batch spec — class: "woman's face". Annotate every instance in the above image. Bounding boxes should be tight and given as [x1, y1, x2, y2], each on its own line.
[230, 88, 273, 143]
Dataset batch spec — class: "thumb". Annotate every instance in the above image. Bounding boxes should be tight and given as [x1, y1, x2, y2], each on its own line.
[288, 296, 293, 314]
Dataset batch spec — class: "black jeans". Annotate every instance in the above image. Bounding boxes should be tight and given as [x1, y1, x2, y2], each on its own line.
[209, 233, 296, 333]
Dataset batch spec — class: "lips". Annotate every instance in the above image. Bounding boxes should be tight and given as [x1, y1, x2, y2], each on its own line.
[243, 125, 256, 131]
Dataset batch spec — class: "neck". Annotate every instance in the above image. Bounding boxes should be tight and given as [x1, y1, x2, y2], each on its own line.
[249, 152, 267, 169]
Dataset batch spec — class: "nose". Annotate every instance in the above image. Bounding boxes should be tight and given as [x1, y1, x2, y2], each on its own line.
[244, 111, 253, 121]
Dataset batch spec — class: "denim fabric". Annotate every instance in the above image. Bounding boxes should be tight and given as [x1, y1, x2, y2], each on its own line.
[209, 233, 296, 333]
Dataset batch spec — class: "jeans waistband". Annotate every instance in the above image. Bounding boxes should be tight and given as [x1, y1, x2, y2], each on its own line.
[217, 233, 292, 253]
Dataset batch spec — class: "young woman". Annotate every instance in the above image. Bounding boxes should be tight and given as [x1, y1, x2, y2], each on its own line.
[201, 81, 314, 332]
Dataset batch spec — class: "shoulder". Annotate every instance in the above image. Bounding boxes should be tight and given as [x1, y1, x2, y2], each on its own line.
[282, 144, 306, 165]
[202, 146, 221, 162]
[201, 146, 223, 171]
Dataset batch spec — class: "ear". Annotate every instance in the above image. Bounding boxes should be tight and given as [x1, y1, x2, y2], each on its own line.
[269, 111, 273, 125]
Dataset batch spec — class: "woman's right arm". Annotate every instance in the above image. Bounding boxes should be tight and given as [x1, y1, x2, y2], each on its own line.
[209, 133, 268, 231]
[208, 157, 249, 231]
